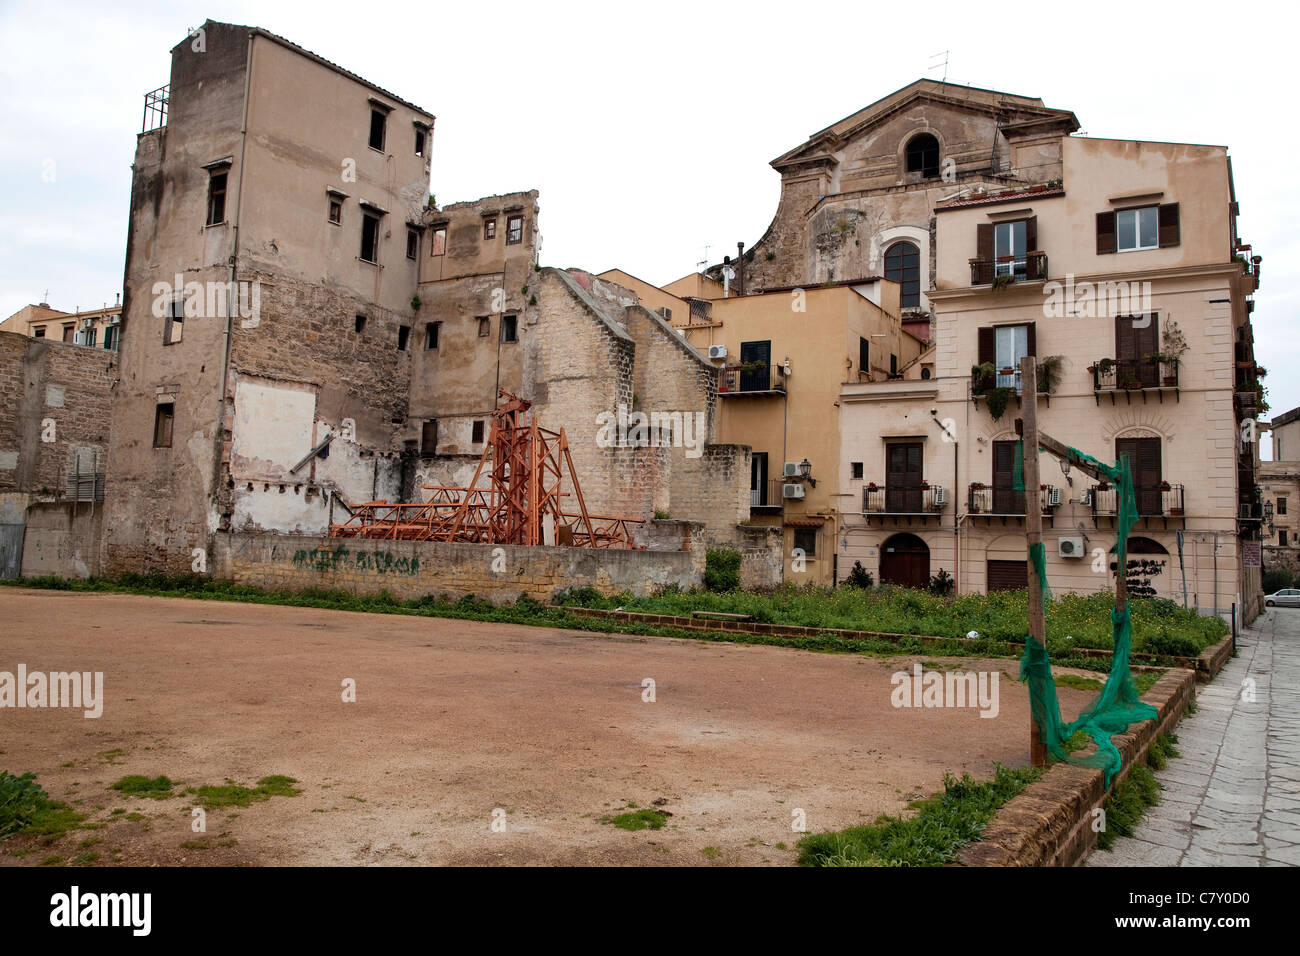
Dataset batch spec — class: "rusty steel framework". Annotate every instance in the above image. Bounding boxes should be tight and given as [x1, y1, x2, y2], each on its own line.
[329, 390, 643, 548]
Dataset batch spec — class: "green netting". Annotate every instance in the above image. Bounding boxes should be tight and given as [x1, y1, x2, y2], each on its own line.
[1017, 445, 1158, 788]
[1012, 440, 1025, 492]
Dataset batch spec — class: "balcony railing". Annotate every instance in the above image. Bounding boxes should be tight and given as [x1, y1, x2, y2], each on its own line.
[750, 478, 783, 510]
[142, 84, 169, 133]
[719, 364, 786, 395]
[972, 367, 1023, 396]
[1091, 483, 1185, 519]
[1091, 357, 1178, 392]
[862, 485, 947, 514]
[967, 485, 1055, 516]
[969, 252, 1048, 286]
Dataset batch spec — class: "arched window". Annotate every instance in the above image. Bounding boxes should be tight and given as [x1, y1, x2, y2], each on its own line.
[905, 133, 940, 178]
[884, 241, 921, 309]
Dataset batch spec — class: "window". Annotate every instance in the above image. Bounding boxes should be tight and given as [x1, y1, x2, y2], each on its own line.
[425, 321, 439, 349]
[1097, 203, 1180, 253]
[397, 325, 410, 351]
[992, 440, 1021, 514]
[920, 367, 931, 380]
[1278, 497, 1288, 516]
[369, 108, 387, 151]
[751, 452, 770, 507]
[859, 336, 869, 377]
[477, 316, 490, 337]
[994, 220, 1027, 279]
[506, 215, 523, 244]
[153, 402, 174, 448]
[206, 172, 227, 226]
[406, 229, 418, 259]
[83, 328, 96, 347]
[1115, 314, 1159, 387]
[884, 241, 920, 309]
[483, 218, 496, 240]
[329, 199, 342, 224]
[905, 133, 940, 178]
[430, 226, 446, 257]
[851, 462, 864, 480]
[164, 296, 184, 345]
[421, 419, 438, 457]
[793, 528, 817, 558]
[890, 354, 898, 378]
[500, 314, 518, 343]
[1281, 530, 1290, 547]
[886, 442, 923, 513]
[414, 126, 426, 157]
[1116, 437, 1163, 516]
[472, 420, 485, 444]
[1116, 206, 1158, 252]
[360, 213, 380, 263]
[33, 326, 45, 338]
[355, 314, 367, 334]
[103, 326, 118, 351]
[979, 323, 1032, 389]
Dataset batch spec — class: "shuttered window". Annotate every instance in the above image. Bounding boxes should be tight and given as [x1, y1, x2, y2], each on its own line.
[1116, 437, 1162, 515]
[1099, 203, 1179, 253]
[987, 560, 1028, 592]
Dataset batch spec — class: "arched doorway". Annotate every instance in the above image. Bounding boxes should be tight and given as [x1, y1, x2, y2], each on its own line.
[880, 533, 930, 589]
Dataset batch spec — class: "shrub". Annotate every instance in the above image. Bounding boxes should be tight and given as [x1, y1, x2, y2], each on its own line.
[704, 547, 742, 592]
[845, 561, 874, 589]
[1263, 568, 1293, 594]
[929, 568, 954, 596]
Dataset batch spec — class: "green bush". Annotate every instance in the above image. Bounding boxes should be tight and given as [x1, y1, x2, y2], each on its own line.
[704, 547, 741, 592]
[845, 561, 874, 589]
[1263, 568, 1293, 594]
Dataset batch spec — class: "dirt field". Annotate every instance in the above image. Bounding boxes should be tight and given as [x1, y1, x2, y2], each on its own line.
[0, 588, 1093, 866]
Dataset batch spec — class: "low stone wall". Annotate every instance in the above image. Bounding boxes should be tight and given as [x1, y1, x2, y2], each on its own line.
[213, 532, 700, 604]
[21, 501, 103, 579]
[737, 525, 783, 590]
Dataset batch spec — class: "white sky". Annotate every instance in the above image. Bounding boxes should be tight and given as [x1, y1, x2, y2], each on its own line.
[1, 0, 1295, 451]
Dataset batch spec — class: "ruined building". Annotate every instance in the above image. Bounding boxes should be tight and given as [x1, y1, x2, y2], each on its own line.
[93, 20, 761, 581]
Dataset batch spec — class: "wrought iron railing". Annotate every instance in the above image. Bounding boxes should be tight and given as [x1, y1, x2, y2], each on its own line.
[862, 485, 947, 514]
[719, 365, 786, 394]
[969, 251, 1048, 285]
[142, 84, 169, 133]
[751, 478, 783, 509]
[1090, 483, 1185, 519]
[1091, 357, 1178, 391]
[967, 485, 1054, 515]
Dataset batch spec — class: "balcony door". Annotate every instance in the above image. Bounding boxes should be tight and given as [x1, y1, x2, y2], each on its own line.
[1116, 314, 1159, 388]
[992, 440, 1022, 514]
[1117, 437, 1162, 516]
[886, 442, 923, 513]
[751, 452, 769, 507]
[739, 340, 771, 392]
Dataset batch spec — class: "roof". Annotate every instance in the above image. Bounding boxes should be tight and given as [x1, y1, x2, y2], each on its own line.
[1270, 407, 1300, 429]
[191, 20, 434, 120]
[936, 183, 1065, 211]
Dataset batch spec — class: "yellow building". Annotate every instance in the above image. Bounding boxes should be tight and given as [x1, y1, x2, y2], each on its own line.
[0, 299, 122, 351]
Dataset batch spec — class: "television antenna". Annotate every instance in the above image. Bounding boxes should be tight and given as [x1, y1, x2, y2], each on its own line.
[929, 50, 949, 83]
[697, 244, 711, 271]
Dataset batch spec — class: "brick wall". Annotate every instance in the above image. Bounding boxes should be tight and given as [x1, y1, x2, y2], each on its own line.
[214, 532, 700, 604]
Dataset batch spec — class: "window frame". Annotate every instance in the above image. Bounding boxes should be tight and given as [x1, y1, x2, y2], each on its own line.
[163, 295, 184, 346]
[993, 220, 1028, 278]
[425, 321, 440, 350]
[1116, 205, 1159, 253]
[397, 325, 411, 351]
[406, 229, 419, 260]
[368, 108, 387, 152]
[206, 171, 228, 226]
[360, 212, 381, 264]
[477, 316, 490, 338]
[793, 528, 818, 558]
[884, 240, 921, 309]
[430, 226, 447, 257]
[153, 401, 175, 448]
[500, 313, 518, 343]
[483, 218, 497, 240]
[506, 215, 524, 245]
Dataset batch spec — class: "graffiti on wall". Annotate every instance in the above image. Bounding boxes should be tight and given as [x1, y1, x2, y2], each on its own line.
[291, 546, 420, 576]
[1125, 558, 1167, 599]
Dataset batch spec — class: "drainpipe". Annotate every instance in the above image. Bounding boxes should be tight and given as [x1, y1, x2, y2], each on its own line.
[214, 31, 255, 525]
[737, 241, 745, 296]
[1213, 532, 1220, 617]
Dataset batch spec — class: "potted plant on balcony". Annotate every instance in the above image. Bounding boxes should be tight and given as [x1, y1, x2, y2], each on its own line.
[985, 386, 1012, 421]
[1159, 480, 1172, 492]
[971, 362, 995, 395]
[1037, 355, 1064, 394]
[1096, 357, 1116, 378]
[1158, 321, 1188, 386]
[866, 482, 878, 492]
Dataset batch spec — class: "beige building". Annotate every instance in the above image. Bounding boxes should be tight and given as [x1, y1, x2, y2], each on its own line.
[1, 299, 123, 351]
[1261, 407, 1300, 573]
[838, 132, 1262, 617]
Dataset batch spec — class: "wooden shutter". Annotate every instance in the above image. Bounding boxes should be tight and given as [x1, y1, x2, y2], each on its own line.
[978, 326, 995, 366]
[977, 223, 993, 261]
[1158, 203, 1180, 248]
[1024, 216, 1038, 252]
[1096, 211, 1116, 254]
[1026, 321, 1037, 357]
[988, 560, 1029, 592]
[1115, 315, 1137, 361]
[1117, 437, 1162, 513]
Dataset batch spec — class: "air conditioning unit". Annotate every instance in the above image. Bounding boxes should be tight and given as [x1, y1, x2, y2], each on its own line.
[108, 315, 121, 326]
[1059, 536, 1085, 558]
[1080, 489, 1093, 506]
[81, 317, 95, 329]
[783, 461, 802, 479]
[708, 344, 727, 360]
[932, 486, 947, 507]
[1047, 486, 1063, 508]
[783, 483, 805, 500]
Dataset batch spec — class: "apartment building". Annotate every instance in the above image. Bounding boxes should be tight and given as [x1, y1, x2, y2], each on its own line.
[1261, 407, 1300, 573]
[838, 133, 1262, 616]
[0, 299, 123, 351]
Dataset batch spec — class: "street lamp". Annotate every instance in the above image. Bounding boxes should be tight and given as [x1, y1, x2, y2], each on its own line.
[798, 458, 816, 488]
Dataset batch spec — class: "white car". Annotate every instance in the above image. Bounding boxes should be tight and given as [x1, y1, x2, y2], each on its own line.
[1265, 589, 1300, 608]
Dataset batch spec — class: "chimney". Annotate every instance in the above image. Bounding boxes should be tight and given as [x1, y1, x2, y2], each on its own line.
[736, 241, 745, 296]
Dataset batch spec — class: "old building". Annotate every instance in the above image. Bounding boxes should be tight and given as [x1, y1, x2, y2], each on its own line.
[94, 20, 760, 580]
[1261, 407, 1300, 573]
[837, 132, 1262, 617]
[1, 299, 123, 351]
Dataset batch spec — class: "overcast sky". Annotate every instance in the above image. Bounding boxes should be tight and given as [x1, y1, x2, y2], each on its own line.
[1, 0, 1294, 450]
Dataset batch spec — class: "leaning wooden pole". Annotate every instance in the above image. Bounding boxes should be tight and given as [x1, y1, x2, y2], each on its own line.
[1019, 355, 1050, 768]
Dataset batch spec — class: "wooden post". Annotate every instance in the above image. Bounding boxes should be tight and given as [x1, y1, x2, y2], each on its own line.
[1019, 356, 1050, 767]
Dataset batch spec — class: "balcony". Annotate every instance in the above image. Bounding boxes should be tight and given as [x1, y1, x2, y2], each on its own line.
[969, 252, 1048, 286]
[1090, 357, 1179, 404]
[861, 484, 946, 524]
[1090, 482, 1185, 526]
[719, 364, 786, 397]
[967, 484, 1057, 524]
[750, 478, 783, 511]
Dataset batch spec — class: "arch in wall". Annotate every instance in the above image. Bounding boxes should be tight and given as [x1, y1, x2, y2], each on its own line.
[880, 532, 930, 589]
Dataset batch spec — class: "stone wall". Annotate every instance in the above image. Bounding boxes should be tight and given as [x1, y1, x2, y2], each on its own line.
[21, 501, 104, 579]
[214, 532, 701, 604]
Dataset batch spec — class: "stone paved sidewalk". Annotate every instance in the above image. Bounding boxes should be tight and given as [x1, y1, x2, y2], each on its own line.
[1086, 607, 1299, 867]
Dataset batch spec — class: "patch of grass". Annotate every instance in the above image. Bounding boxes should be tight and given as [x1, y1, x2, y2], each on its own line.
[72, 851, 100, 866]
[1096, 732, 1179, 850]
[110, 775, 175, 799]
[601, 808, 669, 831]
[98, 749, 126, 765]
[39, 854, 65, 866]
[1055, 674, 1104, 692]
[179, 838, 210, 850]
[76, 837, 103, 850]
[0, 772, 85, 842]
[187, 775, 302, 809]
[701, 846, 722, 860]
[798, 764, 1044, 867]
